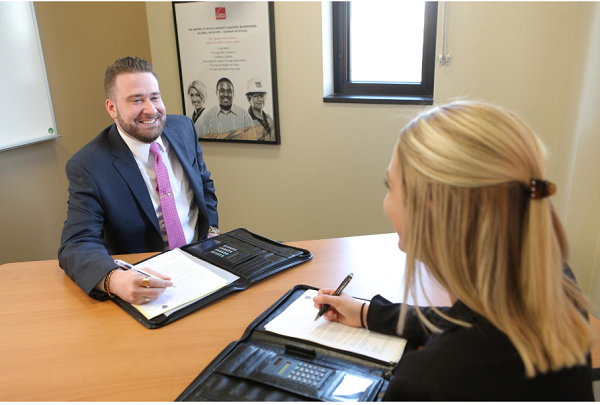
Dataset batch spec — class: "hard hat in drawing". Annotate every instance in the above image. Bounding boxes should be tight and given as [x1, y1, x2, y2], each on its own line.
[246, 77, 267, 94]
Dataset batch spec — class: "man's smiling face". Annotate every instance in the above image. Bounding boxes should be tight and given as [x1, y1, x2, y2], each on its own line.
[217, 81, 234, 111]
[106, 72, 166, 143]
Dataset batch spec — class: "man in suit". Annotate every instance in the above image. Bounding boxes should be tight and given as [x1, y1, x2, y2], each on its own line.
[59, 57, 219, 305]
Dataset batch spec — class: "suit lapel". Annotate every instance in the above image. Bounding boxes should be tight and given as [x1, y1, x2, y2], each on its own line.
[108, 125, 161, 235]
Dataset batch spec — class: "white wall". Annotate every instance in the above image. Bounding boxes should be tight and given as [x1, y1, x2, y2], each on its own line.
[145, 2, 600, 306]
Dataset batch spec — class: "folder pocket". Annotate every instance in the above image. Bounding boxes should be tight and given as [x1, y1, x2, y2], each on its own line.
[205, 342, 382, 401]
[216, 343, 274, 376]
[214, 343, 261, 374]
[195, 344, 308, 401]
[231, 256, 273, 277]
[184, 373, 308, 401]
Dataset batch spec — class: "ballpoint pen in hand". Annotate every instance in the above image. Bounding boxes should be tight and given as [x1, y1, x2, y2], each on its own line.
[114, 259, 175, 287]
[314, 273, 353, 321]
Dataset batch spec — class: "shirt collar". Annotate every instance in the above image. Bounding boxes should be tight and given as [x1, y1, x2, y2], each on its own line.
[248, 106, 265, 121]
[116, 126, 165, 164]
[217, 106, 238, 116]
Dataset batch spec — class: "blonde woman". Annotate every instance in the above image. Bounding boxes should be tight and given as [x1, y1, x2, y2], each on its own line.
[313, 101, 594, 400]
[187, 80, 207, 125]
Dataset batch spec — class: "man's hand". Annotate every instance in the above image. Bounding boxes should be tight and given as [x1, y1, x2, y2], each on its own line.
[109, 268, 173, 305]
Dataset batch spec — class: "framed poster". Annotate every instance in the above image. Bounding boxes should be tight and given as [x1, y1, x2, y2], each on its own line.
[173, 1, 280, 144]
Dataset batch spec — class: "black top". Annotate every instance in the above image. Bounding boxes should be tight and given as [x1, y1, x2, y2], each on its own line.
[367, 296, 594, 401]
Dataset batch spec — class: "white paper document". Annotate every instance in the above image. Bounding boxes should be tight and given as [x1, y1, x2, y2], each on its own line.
[264, 290, 407, 363]
[131, 249, 228, 319]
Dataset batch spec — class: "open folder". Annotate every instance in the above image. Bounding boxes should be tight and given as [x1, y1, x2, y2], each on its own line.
[176, 285, 414, 402]
[110, 228, 312, 328]
[264, 290, 406, 364]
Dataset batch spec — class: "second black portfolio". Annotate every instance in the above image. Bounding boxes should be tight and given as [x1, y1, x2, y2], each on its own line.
[177, 285, 413, 401]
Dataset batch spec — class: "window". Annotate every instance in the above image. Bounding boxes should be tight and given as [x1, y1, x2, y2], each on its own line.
[325, 2, 438, 105]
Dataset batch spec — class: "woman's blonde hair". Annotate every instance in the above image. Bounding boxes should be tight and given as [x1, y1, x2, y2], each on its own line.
[396, 101, 593, 377]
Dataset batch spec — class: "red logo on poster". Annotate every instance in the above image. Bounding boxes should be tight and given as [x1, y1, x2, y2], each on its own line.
[215, 7, 226, 20]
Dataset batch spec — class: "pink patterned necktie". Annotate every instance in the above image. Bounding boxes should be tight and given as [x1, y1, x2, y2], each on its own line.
[150, 142, 187, 250]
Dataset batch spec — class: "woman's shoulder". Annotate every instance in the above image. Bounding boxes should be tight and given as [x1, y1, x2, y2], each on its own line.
[384, 305, 593, 400]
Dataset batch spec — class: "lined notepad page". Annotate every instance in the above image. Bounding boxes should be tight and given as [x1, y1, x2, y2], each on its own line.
[264, 290, 407, 363]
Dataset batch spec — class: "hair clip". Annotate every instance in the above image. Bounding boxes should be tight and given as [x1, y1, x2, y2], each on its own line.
[530, 179, 556, 200]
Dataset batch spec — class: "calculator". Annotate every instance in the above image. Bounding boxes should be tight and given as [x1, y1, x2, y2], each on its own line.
[208, 244, 252, 265]
[261, 356, 333, 389]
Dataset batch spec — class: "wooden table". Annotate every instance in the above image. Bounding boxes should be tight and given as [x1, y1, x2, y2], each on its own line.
[0, 233, 597, 401]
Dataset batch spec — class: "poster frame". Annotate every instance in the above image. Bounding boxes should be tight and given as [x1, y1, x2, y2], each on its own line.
[173, 1, 280, 145]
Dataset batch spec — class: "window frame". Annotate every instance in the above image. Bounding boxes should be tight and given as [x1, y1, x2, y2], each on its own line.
[324, 1, 438, 105]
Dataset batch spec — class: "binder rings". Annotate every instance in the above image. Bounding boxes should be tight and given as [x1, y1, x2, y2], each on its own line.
[176, 285, 415, 401]
[111, 228, 312, 329]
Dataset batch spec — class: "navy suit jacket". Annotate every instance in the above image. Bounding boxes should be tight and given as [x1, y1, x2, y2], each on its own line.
[58, 115, 218, 300]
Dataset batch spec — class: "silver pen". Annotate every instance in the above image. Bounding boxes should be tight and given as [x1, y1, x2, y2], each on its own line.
[114, 259, 175, 287]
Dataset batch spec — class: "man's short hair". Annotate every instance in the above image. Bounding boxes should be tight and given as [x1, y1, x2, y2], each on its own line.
[216, 77, 234, 92]
[104, 56, 157, 100]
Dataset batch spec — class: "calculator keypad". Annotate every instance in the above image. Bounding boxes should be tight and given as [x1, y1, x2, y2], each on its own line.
[261, 358, 332, 389]
[286, 362, 330, 388]
[208, 245, 252, 265]
[210, 245, 237, 258]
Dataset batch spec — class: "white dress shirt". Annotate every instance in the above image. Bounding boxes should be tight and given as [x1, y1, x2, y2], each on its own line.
[117, 128, 199, 247]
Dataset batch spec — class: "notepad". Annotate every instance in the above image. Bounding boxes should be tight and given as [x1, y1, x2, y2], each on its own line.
[131, 249, 228, 319]
[264, 290, 407, 363]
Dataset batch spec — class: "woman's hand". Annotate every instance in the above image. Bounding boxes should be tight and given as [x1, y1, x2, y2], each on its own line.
[313, 288, 368, 328]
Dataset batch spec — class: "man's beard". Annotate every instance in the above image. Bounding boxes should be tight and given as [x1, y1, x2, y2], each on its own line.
[219, 101, 232, 111]
[117, 112, 165, 143]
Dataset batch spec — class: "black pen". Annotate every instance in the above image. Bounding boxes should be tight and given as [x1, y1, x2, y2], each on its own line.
[314, 273, 353, 321]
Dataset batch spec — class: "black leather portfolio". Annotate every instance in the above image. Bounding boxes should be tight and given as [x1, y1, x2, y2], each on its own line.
[176, 285, 414, 401]
[111, 228, 312, 329]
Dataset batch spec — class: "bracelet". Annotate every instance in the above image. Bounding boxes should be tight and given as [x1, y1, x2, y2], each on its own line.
[104, 268, 117, 298]
[360, 302, 366, 328]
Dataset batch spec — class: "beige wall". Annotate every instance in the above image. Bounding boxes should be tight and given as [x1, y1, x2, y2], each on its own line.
[434, 2, 600, 297]
[0, 2, 151, 264]
[563, 4, 600, 305]
[145, 2, 600, 294]
[2, 2, 599, 312]
[147, 1, 416, 244]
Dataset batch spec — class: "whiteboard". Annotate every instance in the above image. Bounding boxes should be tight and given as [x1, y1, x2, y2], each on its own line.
[0, 2, 59, 152]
